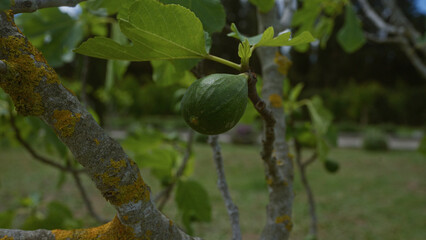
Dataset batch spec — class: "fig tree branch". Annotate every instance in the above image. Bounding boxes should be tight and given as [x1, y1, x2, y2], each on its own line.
[9, 105, 85, 174]
[11, 0, 86, 13]
[247, 71, 277, 179]
[294, 140, 318, 239]
[355, 0, 426, 79]
[0, 11, 200, 239]
[208, 135, 242, 240]
[256, 6, 296, 239]
[67, 158, 108, 223]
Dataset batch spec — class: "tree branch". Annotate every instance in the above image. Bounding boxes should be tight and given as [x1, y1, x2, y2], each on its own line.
[155, 130, 195, 211]
[0, 11, 200, 239]
[67, 158, 108, 223]
[247, 72, 277, 179]
[356, 0, 426, 80]
[294, 141, 318, 239]
[11, 0, 86, 13]
[9, 105, 85, 174]
[0, 229, 54, 240]
[357, 0, 402, 34]
[256, 7, 295, 240]
[208, 135, 242, 240]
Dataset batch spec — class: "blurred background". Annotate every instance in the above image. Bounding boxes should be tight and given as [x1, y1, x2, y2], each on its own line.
[0, 0, 425, 239]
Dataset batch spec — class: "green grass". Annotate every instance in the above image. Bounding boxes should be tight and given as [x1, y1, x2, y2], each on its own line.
[1, 144, 425, 239]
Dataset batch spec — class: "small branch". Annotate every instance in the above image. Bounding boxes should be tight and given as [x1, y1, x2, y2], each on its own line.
[302, 151, 317, 168]
[9, 106, 85, 174]
[294, 140, 318, 239]
[155, 130, 194, 210]
[364, 33, 402, 44]
[0, 229, 54, 239]
[247, 71, 277, 178]
[67, 158, 108, 223]
[357, 0, 402, 34]
[11, 0, 86, 13]
[208, 135, 242, 240]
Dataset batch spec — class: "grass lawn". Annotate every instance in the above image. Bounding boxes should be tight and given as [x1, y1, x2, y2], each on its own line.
[0, 144, 425, 240]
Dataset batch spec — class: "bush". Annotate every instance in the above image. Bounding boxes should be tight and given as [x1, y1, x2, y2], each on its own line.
[362, 128, 388, 151]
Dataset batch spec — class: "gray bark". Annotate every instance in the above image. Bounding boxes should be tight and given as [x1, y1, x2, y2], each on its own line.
[256, 3, 295, 240]
[11, 0, 85, 13]
[0, 11, 200, 240]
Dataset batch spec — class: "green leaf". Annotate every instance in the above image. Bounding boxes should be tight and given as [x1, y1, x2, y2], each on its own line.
[306, 96, 333, 136]
[0, 210, 15, 228]
[289, 83, 304, 102]
[75, 0, 208, 61]
[160, 0, 225, 34]
[249, 0, 275, 13]
[0, 0, 10, 11]
[238, 39, 251, 68]
[317, 137, 329, 162]
[151, 60, 196, 87]
[175, 179, 211, 231]
[105, 22, 130, 91]
[337, 4, 366, 53]
[227, 23, 263, 45]
[15, 8, 84, 67]
[256, 28, 315, 48]
[418, 136, 426, 157]
[137, 148, 177, 171]
[228, 23, 315, 49]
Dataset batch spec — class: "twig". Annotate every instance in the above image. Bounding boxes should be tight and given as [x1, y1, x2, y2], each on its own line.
[294, 140, 318, 239]
[155, 130, 194, 210]
[208, 135, 242, 240]
[357, 0, 402, 34]
[10, 104, 105, 222]
[11, 0, 86, 13]
[8, 106, 85, 174]
[302, 151, 317, 168]
[247, 71, 277, 178]
[67, 158, 108, 223]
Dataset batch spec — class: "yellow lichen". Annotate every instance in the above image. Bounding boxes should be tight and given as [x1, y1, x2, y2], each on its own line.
[274, 51, 293, 75]
[169, 220, 173, 226]
[97, 159, 150, 206]
[142, 230, 152, 240]
[0, 13, 60, 116]
[110, 159, 127, 169]
[275, 215, 293, 232]
[268, 94, 283, 108]
[277, 159, 284, 166]
[52, 110, 81, 137]
[0, 236, 14, 240]
[266, 177, 273, 185]
[52, 216, 136, 240]
[94, 138, 100, 145]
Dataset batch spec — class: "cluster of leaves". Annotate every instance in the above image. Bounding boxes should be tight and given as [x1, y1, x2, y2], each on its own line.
[121, 126, 210, 233]
[0, 194, 82, 230]
[292, 0, 366, 53]
[283, 81, 339, 173]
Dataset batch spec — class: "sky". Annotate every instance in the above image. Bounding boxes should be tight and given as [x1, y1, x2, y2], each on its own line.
[414, 0, 426, 14]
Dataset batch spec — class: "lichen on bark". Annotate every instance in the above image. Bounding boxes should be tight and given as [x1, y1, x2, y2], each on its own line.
[0, 11, 59, 116]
